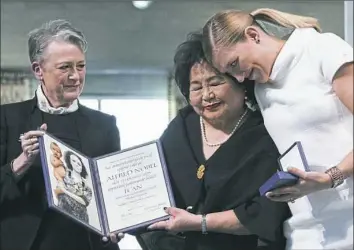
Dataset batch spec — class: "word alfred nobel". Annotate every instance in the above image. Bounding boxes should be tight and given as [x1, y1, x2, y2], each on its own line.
[107, 159, 157, 194]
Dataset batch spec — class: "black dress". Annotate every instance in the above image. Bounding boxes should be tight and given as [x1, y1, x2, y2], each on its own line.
[137, 106, 290, 250]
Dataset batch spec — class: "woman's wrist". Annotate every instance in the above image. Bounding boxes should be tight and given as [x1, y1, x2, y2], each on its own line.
[325, 166, 345, 188]
[190, 214, 203, 231]
[322, 171, 334, 189]
[12, 153, 30, 175]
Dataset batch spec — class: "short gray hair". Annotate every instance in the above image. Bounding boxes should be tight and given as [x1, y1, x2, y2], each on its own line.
[28, 19, 88, 64]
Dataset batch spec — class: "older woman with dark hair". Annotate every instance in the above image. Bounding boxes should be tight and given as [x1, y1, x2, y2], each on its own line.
[0, 20, 121, 250]
[133, 31, 290, 250]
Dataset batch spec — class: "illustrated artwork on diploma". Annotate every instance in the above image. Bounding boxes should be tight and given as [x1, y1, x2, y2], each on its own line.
[39, 132, 175, 237]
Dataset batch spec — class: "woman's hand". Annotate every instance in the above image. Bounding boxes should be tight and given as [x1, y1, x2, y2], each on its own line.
[106, 233, 124, 244]
[266, 167, 333, 202]
[147, 207, 201, 232]
[12, 123, 47, 175]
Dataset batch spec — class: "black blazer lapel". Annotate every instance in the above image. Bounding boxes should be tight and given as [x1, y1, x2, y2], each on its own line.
[23, 97, 43, 133]
[75, 104, 112, 158]
[75, 105, 96, 157]
[161, 107, 204, 210]
[202, 113, 266, 212]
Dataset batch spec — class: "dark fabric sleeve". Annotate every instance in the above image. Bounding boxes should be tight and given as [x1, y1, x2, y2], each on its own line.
[233, 151, 290, 244]
[1, 105, 11, 184]
[0, 105, 25, 204]
[105, 115, 121, 152]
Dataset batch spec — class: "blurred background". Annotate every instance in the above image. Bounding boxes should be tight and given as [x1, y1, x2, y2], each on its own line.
[1, 1, 353, 249]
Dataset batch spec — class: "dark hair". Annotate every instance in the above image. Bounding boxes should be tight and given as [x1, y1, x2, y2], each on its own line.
[64, 151, 88, 179]
[173, 30, 256, 104]
[173, 31, 206, 100]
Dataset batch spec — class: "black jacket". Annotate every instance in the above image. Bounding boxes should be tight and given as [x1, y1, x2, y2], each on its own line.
[0, 97, 121, 250]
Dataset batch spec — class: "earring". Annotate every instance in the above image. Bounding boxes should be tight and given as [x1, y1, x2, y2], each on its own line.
[253, 37, 260, 44]
[244, 89, 249, 100]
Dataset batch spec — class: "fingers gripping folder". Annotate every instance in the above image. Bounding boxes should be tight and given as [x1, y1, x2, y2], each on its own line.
[259, 141, 310, 196]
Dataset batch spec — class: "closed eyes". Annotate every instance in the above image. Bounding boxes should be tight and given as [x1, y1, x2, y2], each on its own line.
[230, 59, 238, 68]
[58, 64, 86, 71]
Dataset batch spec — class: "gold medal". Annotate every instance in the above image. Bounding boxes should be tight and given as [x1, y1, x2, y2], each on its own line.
[197, 165, 205, 179]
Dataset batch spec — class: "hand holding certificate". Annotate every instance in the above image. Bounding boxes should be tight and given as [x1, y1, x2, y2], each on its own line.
[39, 132, 175, 237]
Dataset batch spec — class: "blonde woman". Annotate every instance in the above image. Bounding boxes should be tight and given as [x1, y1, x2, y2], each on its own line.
[202, 8, 353, 250]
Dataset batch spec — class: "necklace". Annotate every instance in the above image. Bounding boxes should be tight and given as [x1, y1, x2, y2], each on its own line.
[200, 109, 248, 147]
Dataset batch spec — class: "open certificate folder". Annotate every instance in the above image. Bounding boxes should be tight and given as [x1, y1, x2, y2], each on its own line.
[39, 132, 175, 237]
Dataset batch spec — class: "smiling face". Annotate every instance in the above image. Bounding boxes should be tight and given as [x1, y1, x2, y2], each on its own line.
[32, 40, 86, 107]
[212, 26, 283, 84]
[213, 41, 268, 83]
[189, 61, 245, 124]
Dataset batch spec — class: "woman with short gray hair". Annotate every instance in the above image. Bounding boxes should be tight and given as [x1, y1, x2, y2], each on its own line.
[0, 19, 121, 250]
[28, 19, 88, 64]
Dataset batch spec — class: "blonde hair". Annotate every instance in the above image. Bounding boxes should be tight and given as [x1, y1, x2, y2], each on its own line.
[202, 8, 321, 63]
[251, 8, 321, 32]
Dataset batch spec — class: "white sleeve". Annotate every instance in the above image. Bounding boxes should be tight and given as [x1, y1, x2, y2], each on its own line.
[317, 32, 353, 83]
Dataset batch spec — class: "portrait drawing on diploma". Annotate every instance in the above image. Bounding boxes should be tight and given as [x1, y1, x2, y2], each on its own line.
[41, 135, 102, 233]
